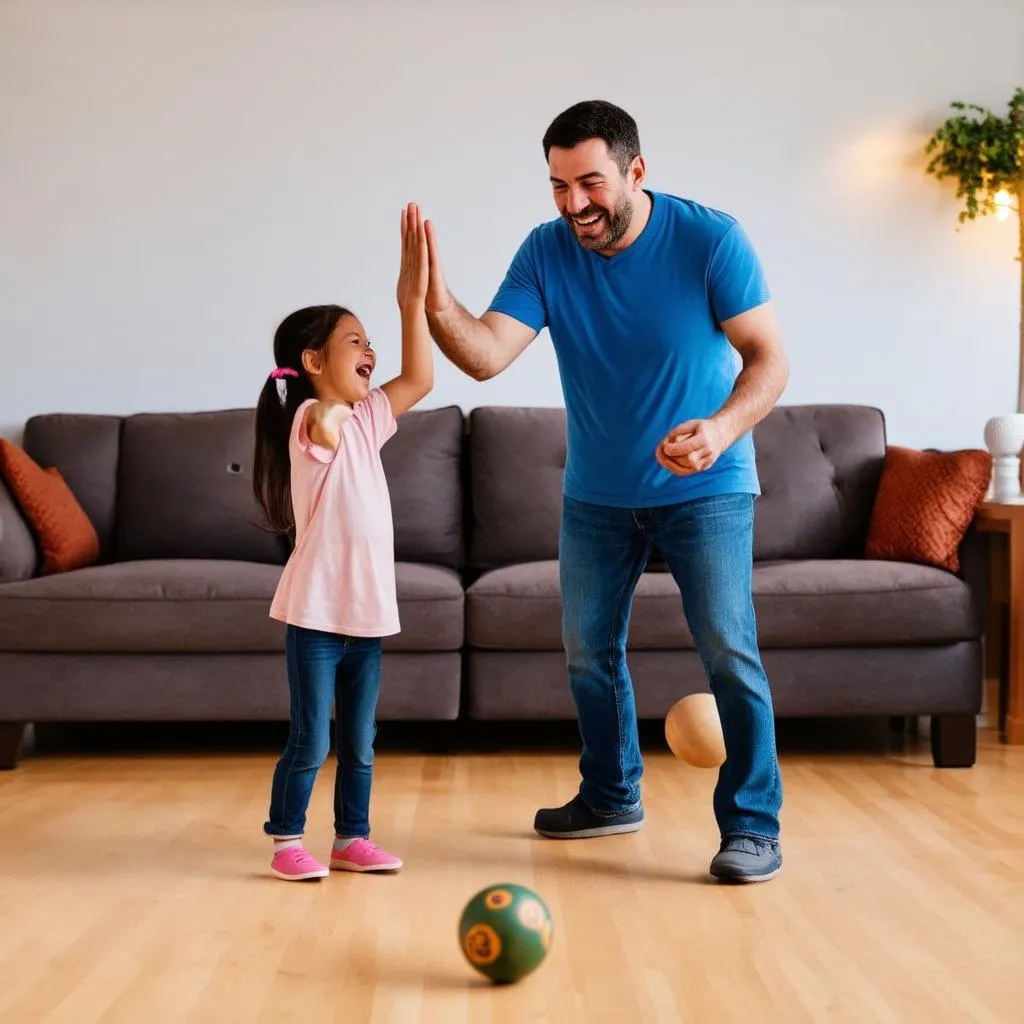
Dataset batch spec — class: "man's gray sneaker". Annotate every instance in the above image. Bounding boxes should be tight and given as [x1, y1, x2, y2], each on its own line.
[709, 835, 782, 883]
[533, 794, 645, 839]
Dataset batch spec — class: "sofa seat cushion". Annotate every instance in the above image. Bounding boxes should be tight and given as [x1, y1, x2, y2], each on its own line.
[466, 559, 977, 650]
[0, 560, 464, 653]
[751, 559, 978, 646]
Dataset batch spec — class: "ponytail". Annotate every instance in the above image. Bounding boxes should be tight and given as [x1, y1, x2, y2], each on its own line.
[252, 304, 349, 535]
[253, 371, 315, 534]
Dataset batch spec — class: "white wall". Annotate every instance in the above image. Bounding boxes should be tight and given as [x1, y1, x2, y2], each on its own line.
[1, 0, 1022, 452]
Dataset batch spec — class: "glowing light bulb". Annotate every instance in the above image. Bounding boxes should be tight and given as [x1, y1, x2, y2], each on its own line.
[994, 188, 1011, 221]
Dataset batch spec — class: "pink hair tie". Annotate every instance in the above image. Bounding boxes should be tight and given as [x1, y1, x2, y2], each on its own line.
[270, 367, 298, 379]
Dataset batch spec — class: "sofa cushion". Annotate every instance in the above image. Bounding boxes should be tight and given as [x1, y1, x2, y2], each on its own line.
[114, 409, 287, 564]
[466, 558, 977, 650]
[751, 405, 886, 560]
[751, 559, 979, 645]
[467, 405, 889, 570]
[0, 441, 100, 575]
[865, 445, 991, 572]
[381, 405, 465, 569]
[23, 413, 121, 560]
[469, 407, 566, 571]
[112, 405, 466, 568]
[0, 560, 464, 653]
[0, 478, 39, 582]
[388, 562, 465, 651]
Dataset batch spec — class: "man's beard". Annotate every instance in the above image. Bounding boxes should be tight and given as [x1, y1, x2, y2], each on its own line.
[563, 193, 634, 251]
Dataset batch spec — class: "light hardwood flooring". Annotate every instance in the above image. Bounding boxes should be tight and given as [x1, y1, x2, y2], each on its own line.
[0, 723, 1022, 1023]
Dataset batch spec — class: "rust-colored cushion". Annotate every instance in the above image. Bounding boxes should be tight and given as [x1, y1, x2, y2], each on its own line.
[865, 445, 991, 572]
[0, 439, 100, 575]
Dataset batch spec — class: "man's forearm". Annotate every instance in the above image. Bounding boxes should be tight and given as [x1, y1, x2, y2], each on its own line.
[711, 350, 790, 446]
[425, 295, 496, 381]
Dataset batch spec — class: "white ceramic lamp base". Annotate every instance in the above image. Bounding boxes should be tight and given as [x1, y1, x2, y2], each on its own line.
[984, 414, 1024, 503]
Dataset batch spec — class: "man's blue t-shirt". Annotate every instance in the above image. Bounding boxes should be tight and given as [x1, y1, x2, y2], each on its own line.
[486, 191, 770, 508]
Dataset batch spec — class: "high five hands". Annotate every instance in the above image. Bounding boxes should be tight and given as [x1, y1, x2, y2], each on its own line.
[396, 202, 429, 311]
[397, 202, 451, 315]
[424, 221, 450, 315]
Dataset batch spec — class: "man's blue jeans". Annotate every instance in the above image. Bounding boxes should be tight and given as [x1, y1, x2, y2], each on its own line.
[264, 626, 382, 839]
[560, 492, 782, 842]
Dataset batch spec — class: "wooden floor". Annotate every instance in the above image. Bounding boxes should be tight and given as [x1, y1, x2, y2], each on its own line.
[1, 722, 1022, 1024]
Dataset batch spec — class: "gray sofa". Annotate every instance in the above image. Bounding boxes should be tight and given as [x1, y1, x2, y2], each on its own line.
[0, 403, 986, 769]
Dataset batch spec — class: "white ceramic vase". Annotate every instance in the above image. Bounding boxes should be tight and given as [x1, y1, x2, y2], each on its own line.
[983, 414, 1024, 503]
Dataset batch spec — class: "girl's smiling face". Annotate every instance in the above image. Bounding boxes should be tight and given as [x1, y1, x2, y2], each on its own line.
[302, 313, 376, 404]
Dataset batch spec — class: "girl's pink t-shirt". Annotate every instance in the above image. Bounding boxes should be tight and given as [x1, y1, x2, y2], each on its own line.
[269, 389, 400, 637]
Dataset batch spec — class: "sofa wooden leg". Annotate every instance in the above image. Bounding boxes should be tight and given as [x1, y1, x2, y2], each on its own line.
[930, 714, 977, 768]
[0, 723, 26, 770]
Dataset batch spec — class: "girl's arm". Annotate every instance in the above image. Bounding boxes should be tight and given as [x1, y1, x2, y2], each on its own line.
[381, 203, 434, 418]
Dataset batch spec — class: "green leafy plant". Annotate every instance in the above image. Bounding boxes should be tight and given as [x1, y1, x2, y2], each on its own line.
[925, 87, 1024, 409]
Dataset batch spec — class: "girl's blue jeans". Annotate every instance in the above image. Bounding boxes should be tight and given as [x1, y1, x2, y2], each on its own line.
[264, 625, 382, 839]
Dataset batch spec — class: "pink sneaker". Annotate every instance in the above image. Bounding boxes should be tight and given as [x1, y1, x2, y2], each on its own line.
[271, 845, 329, 881]
[330, 838, 403, 873]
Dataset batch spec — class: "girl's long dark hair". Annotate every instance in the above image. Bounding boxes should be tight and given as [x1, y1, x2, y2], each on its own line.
[253, 304, 350, 534]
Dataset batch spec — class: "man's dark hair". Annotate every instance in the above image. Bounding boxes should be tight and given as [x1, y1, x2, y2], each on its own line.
[542, 100, 641, 176]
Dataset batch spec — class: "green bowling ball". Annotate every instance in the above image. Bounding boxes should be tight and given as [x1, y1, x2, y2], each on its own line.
[457, 883, 553, 984]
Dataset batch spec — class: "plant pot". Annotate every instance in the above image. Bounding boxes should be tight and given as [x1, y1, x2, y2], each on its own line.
[984, 414, 1024, 502]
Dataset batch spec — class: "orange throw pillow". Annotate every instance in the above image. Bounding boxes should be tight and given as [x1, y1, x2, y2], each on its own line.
[865, 445, 991, 572]
[0, 439, 100, 575]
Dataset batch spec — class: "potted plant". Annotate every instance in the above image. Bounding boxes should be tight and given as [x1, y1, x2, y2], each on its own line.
[925, 87, 1024, 500]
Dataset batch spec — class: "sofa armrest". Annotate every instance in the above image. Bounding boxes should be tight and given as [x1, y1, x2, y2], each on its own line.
[0, 476, 37, 582]
[956, 520, 990, 635]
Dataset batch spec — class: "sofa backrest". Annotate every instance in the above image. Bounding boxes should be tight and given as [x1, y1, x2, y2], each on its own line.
[467, 404, 887, 570]
[114, 408, 285, 564]
[18, 402, 883, 572]
[20, 402, 467, 569]
[380, 405, 465, 569]
[469, 407, 565, 571]
[751, 405, 886, 560]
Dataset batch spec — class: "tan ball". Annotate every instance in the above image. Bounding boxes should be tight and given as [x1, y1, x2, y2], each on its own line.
[664, 693, 726, 768]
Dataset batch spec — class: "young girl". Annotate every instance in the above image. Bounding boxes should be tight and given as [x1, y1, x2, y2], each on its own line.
[252, 203, 433, 881]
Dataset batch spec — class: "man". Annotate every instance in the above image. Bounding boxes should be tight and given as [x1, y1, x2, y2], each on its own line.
[422, 100, 788, 883]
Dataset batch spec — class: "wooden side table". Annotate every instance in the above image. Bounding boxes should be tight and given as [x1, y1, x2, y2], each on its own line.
[976, 500, 1024, 743]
